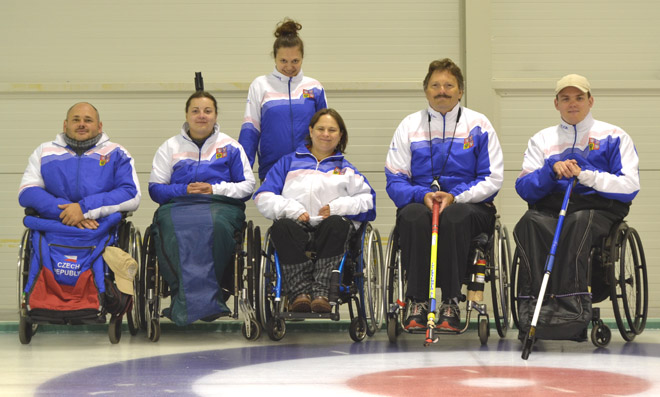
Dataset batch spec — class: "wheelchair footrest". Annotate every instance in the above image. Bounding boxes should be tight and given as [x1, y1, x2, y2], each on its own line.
[280, 312, 340, 321]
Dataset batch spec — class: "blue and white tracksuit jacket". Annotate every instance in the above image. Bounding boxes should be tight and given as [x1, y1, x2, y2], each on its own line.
[254, 145, 376, 228]
[18, 132, 141, 220]
[148, 123, 255, 204]
[385, 104, 504, 208]
[515, 112, 640, 204]
[238, 68, 328, 180]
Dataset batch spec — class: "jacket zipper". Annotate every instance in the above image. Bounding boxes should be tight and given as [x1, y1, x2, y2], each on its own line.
[288, 77, 294, 152]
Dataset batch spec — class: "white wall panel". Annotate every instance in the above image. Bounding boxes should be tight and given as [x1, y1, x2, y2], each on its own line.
[1, 0, 460, 85]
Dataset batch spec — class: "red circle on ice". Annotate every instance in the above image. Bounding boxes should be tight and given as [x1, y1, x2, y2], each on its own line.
[346, 366, 651, 396]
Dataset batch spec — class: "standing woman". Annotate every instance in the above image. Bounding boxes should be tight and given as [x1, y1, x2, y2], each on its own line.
[239, 18, 328, 182]
[254, 109, 375, 313]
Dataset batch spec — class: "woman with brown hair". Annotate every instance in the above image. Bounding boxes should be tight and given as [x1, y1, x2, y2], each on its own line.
[239, 18, 328, 182]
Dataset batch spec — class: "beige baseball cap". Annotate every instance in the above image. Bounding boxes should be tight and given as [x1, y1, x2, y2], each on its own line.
[555, 74, 591, 94]
[103, 246, 137, 295]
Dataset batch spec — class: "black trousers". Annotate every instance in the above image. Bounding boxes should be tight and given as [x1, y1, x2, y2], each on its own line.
[269, 216, 353, 297]
[397, 202, 495, 301]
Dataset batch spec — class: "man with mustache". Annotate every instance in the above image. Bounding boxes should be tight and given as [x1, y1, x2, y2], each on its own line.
[19, 102, 140, 228]
[385, 59, 504, 331]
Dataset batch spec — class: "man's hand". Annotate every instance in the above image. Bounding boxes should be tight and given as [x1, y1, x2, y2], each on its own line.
[187, 182, 213, 194]
[553, 159, 581, 180]
[423, 191, 455, 214]
[77, 219, 99, 230]
[297, 212, 310, 222]
[58, 203, 85, 227]
[318, 205, 331, 219]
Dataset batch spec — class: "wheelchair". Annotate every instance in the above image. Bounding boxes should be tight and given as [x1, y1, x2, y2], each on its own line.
[256, 221, 384, 342]
[17, 212, 141, 345]
[384, 214, 511, 345]
[510, 220, 648, 348]
[139, 220, 261, 342]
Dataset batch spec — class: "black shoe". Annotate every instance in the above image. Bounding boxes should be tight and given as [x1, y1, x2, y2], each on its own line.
[437, 303, 460, 331]
[403, 301, 428, 330]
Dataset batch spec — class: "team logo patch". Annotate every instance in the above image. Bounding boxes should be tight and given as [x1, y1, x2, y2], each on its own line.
[303, 89, 314, 99]
[333, 167, 341, 175]
[463, 135, 474, 149]
[589, 137, 600, 151]
[216, 147, 227, 159]
[99, 154, 110, 166]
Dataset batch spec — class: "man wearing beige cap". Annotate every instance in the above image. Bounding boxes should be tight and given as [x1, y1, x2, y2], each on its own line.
[513, 74, 640, 342]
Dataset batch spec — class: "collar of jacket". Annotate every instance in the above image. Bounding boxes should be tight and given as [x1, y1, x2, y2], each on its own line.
[270, 68, 304, 85]
[559, 112, 595, 134]
[294, 144, 343, 162]
[427, 102, 462, 125]
[180, 122, 220, 145]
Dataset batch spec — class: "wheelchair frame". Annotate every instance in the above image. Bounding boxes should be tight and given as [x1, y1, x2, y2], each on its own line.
[138, 220, 261, 342]
[510, 220, 648, 348]
[17, 215, 141, 345]
[384, 214, 511, 345]
[256, 222, 384, 342]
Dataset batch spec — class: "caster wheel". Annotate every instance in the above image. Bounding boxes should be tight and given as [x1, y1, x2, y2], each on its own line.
[242, 319, 261, 341]
[267, 317, 286, 341]
[148, 318, 160, 342]
[350, 317, 367, 342]
[591, 323, 612, 347]
[478, 318, 489, 345]
[386, 314, 398, 343]
[108, 315, 122, 344]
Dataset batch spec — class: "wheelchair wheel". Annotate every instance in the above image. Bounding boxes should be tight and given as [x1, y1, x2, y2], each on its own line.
[610, 224, 648, 340]
[242, 318, 262, 341]
[478, 318, 489, 345]
[362, 224, 384, 337]
[18, 316, 33, 345]
[118, 221, 141, 336]
[148, 318, 161, 343]
[489, 219, 511, 338]
[591, 322, 611, 348]
[266, 317, 286, 341]
[258, 229, 279, 331]
[17, 228, 39, 344]
[350, 316, 368, 342]
[138, 226, 152, 331]
[384, 228, 405, 343]
[141, 226, 161, 342]
[246, 222, 261, 315]
[510, 248, 521, 331]
[108, 314, 122, 344]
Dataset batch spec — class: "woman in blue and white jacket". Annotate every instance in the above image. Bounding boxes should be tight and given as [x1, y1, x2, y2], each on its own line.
[149, 91, 255, 204]
[254, 108, 375, 314]
[147, 91, 255, 324]
[238, 18, 328, 181]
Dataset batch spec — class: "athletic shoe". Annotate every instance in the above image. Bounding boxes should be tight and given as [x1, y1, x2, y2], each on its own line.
[290, 294, 311, 312]
[311, 296, 331, 313]
[403, 301, 428, 330]
[437, 303, 461, 331]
